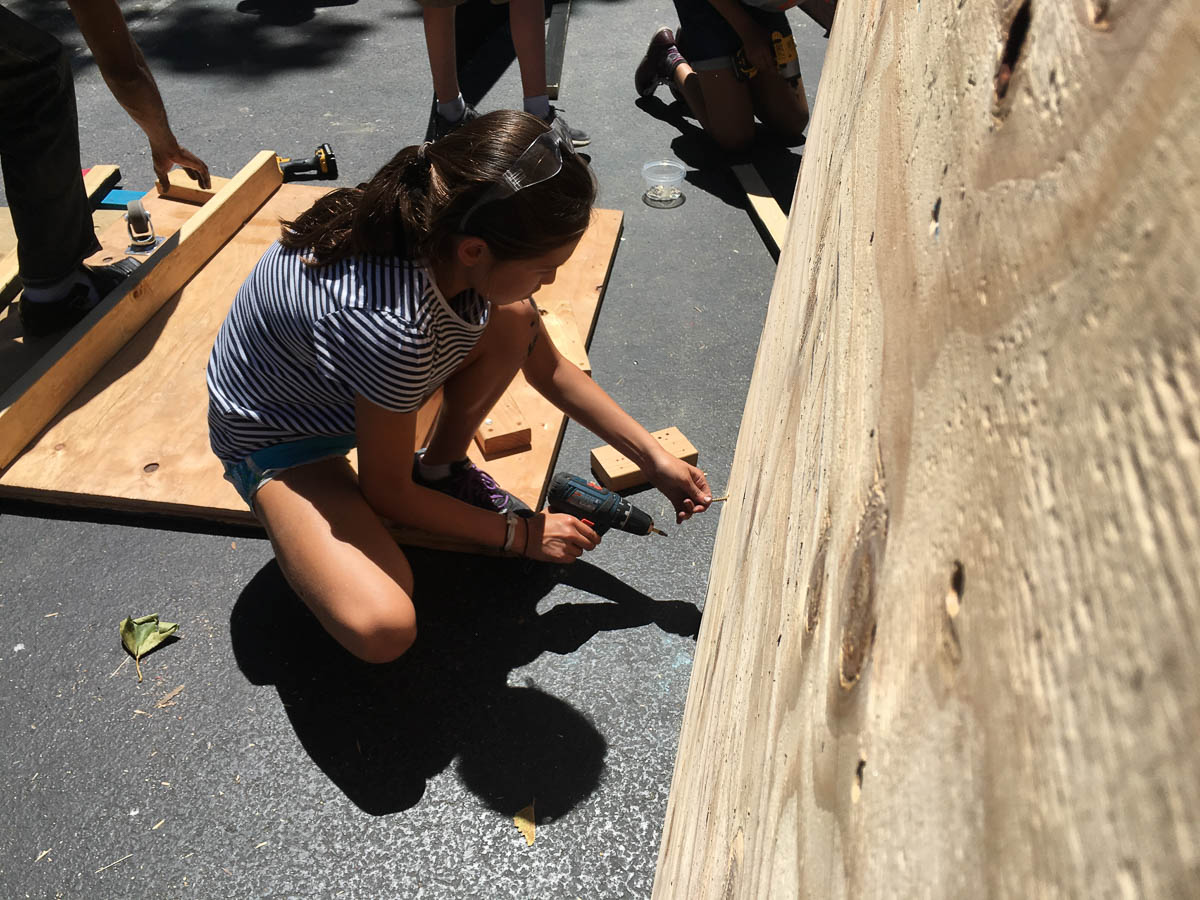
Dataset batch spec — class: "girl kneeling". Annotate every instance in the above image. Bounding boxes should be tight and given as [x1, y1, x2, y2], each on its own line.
[207, 110, 711, 664]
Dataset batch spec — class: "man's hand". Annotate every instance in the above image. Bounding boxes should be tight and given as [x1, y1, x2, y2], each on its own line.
[151, 141, 211, 191]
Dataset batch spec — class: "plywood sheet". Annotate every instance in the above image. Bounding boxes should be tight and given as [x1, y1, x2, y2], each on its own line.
[0, 196, 623, 547]
[654, 0, 1200, 896]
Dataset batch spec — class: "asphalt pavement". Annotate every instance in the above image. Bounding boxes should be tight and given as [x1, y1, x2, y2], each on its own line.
[0, 1, 826, 896]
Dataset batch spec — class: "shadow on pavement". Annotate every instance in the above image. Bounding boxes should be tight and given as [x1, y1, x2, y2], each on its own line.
[229, 549, 700, 818]
[5, 0, 374, 78]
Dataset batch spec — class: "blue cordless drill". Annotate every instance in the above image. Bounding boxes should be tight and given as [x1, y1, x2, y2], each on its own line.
[547, 473, 667, 537]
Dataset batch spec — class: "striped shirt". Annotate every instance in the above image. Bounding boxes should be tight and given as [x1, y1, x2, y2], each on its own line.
[207, 241, 489, 463]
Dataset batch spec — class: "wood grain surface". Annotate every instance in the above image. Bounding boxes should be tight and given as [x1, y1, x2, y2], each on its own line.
[654, 0, 1200, 896]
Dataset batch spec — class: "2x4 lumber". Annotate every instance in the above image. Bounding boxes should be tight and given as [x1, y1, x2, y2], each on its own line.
[545, 0, 571, 100]
[654, 0, 1200, 896]
[590, 427, 697, 492]
[0, 151, 281, 471]
[157, 169, 231, 205]
[0, 164, 122, 305]
[730, 163, 788, 253]
[474, 393, 533, 457]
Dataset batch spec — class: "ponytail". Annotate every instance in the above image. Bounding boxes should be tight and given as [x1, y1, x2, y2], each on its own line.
[280, 110, 596, 267]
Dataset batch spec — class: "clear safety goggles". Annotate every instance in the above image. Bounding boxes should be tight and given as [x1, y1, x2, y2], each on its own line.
[458, 119, 575, 231]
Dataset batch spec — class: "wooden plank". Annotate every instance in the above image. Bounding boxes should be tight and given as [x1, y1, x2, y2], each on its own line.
[0, 165, 122, 306]
[474, 393, 532, 457]
[590, 427, 697, 492]
[731, 163, 788, 253]
[0, 205, 624, 547]
[157, 170, 231, 205]
[545, 0, 571, 101]
[0, 151, 281, 471]
[538, 303, 590, 373]
[654, 0, 1200, 896]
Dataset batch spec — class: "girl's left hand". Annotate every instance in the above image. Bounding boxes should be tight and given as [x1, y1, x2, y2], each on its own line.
[649, 457, 712, 523]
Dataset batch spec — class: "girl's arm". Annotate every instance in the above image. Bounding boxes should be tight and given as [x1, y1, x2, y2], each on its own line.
[354, 394, 599, 560]
[522, 322, 712, 523]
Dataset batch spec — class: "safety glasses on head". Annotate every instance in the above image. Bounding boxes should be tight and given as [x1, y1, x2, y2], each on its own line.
[458, 119, 576, 232]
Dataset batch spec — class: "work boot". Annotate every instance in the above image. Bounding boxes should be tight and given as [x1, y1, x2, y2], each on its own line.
[544, 105, 590, 149]
[412, 455, 531, 515]
[433, 103, 479, 141]
[635, 27, 684, 98]
[18, 257, 142, 338]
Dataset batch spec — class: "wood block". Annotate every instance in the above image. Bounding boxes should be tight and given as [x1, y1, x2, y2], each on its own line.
[731, 162, 788, 253]
[157, 170, 231, 205]
[0, 151, 281, 470]
[590, 427, 697, 491]
[474, 393, 532, 457]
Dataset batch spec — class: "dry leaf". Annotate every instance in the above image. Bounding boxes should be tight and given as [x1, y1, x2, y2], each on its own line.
[514, 802, 536, 846]
[119, 614, 178, 682]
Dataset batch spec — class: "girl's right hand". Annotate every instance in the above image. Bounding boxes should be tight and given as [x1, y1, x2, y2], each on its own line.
[521, 512, 600, 563]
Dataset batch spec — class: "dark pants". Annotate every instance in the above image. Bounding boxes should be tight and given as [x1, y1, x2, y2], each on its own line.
[0, 5, 100, 288]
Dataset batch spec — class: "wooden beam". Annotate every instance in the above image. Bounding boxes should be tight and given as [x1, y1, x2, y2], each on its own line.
[590, 427, 697, 492]
[545, 0, 571, 101]
[474, 393, 533, 456]
[157, 169, 231, 205]
[0, 165, 122, 306]
[655, 0, 1200, 896]
[731, 163, 788, 254]
[0, 151, 281, 471]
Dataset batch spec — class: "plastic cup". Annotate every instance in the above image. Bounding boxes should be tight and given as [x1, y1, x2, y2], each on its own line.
[642, 159, 686, 209]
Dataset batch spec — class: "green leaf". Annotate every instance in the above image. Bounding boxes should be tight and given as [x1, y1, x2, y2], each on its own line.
[119, 614, 179, 681]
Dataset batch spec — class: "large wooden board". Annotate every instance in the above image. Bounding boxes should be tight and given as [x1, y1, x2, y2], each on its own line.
[0, 195, 623, 544]
[654, 0, 1200, 897]
[0, 153, 281, 470]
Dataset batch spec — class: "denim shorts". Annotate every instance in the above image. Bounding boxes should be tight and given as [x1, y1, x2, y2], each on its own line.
[674, 0, 792, 71]
[222, 434, 358, 510]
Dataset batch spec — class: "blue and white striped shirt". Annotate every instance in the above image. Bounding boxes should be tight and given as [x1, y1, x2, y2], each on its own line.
[207, 241, 488, 463]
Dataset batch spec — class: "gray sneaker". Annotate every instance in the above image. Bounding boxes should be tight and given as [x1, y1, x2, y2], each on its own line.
[433, 103, 479, 141]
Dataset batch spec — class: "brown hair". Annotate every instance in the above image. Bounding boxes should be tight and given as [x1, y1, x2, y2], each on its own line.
[279, 110, 596, 266]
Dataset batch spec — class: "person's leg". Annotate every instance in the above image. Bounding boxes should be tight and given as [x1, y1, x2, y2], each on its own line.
[423, 298, 540, 464]
[508, 0, 548, 102]
[679, 66, 756, 153]
[254, 456, 418, 665]
[746, 19, 809, 145]
[422, 3, 460, 103]
[0, 8, 98, 289]
[665, 0, 756, 153]
[748, 68, 809, 145]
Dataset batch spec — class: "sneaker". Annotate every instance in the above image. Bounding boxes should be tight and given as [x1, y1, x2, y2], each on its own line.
[18, 257, 141, 338]
[544, 105, 590, 149]
[412, 456, 531, 515]
[634, 27, 683, 98]
[433, 103, 479, 141]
